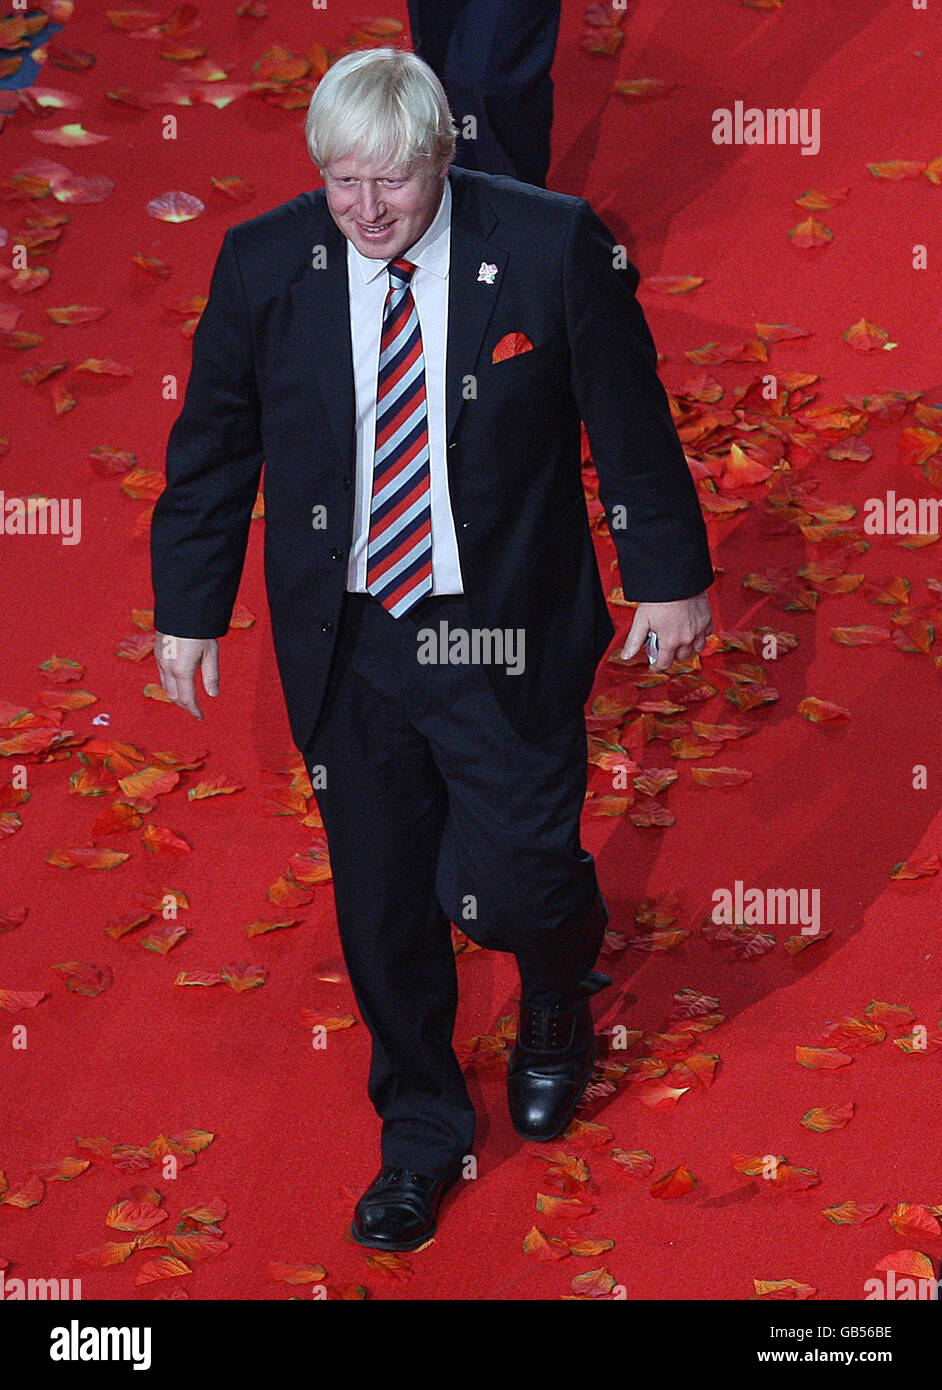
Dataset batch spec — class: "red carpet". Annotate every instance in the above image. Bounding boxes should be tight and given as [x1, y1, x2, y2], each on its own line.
[2, 0, 942, 1304]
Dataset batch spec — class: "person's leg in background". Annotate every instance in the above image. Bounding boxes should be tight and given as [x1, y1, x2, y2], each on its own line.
[406, 0, 468, 79]
[407, 0, 562, 188]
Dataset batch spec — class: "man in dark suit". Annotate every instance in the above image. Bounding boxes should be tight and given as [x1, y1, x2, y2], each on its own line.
[151, 47, 714, 1252]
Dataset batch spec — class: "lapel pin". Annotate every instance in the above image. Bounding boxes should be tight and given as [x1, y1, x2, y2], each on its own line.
[477, 262, 498, 284]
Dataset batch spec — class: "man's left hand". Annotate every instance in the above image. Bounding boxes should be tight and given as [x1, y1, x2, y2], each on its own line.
[621, 592, 713, 672]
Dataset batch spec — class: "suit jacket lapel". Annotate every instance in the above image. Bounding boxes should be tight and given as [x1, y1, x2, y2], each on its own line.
[444, 166, 507, 442]
[285, 199, 357, 466]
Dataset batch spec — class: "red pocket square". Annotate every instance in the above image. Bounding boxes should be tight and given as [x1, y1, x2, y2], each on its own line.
[492, 332, 534, 364]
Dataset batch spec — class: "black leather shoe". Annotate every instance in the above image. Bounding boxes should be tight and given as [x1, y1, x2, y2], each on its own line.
[507, 972, 611, 1142]
[350, 1167, 456, 1251]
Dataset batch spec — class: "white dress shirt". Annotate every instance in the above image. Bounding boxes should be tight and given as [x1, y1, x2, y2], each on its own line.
[345, 176, 464, 594]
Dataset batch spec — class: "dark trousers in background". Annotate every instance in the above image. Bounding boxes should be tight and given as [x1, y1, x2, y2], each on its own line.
[407, 0, 562, 188]
[303, 590, 607, 1178]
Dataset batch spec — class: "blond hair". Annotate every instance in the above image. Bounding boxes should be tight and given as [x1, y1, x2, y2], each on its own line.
[305, 47, 457, 173]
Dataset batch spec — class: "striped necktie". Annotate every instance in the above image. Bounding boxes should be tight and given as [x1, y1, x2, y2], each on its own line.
[365, 256, 433, 617]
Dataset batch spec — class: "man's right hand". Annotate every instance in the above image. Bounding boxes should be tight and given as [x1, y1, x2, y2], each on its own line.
[154, 632, 219, 720]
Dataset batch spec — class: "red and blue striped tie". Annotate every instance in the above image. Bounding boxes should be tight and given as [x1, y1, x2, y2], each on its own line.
[365, 257, 433, 616]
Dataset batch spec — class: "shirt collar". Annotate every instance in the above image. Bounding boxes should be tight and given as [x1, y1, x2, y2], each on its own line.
[349, 175, 451, 285]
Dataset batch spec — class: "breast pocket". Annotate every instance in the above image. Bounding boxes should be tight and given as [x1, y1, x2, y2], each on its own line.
[489, 339, 556, 371]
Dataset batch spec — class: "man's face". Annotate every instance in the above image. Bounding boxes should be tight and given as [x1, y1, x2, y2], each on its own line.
[322, 150, 448, 260]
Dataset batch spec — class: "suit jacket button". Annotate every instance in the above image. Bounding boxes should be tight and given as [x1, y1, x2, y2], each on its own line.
[341, 476, 351, 488]
[320, 620, 333, 633]
[330, 548, 343, 560]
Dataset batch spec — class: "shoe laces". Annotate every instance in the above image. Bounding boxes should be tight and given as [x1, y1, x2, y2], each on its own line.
[380, 1167, 432, 1188]
[521, 1000, 575, 1050]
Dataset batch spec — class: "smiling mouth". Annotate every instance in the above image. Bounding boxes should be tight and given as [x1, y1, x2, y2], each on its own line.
[357, 219, 394, 233]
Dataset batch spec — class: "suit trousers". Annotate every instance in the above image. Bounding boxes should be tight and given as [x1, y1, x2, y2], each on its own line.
[407, 0, 561, 188]
[303, 588, 608, 1177]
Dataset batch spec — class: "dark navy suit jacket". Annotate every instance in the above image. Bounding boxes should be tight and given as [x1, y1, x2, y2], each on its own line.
[150, 165, 715, 752]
